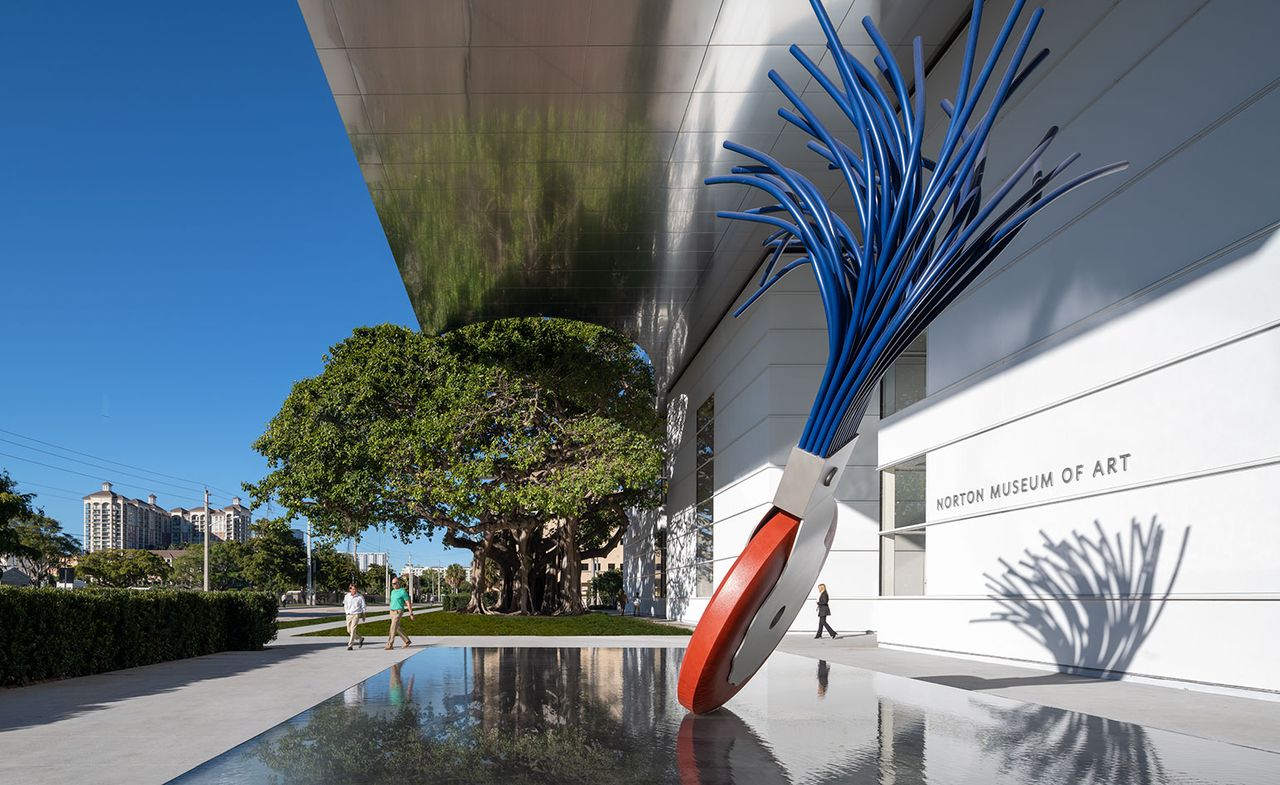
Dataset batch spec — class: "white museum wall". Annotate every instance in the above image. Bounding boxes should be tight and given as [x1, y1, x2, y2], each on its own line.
[647, 269, 883, 629]
[873, 0, 1280, 692]
[628, 0, 1280, 693]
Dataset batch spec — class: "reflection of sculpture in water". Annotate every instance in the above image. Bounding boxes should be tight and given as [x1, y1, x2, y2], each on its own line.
[979, 516, 1188, 676]
[983, 703, 1167, 785]
[677, 710, 789, 785]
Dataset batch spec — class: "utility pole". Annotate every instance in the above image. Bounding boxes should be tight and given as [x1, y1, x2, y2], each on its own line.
[306, 519, 313, 606]
[202, 488, 210, 592]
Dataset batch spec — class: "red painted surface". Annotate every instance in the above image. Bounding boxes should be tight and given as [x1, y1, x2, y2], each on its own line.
[676, 507, 800, 714]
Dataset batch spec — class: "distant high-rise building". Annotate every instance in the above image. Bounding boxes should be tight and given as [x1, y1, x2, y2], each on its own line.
[356, 552, 389, 572]
[82, 483, 251, 552]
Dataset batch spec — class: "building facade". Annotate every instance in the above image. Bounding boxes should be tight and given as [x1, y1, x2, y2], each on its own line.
[630, 0, 1280, 696]
[355, 552, 389, 572]
[83, 483, 251, 552]
[300, 0, 1280, 697]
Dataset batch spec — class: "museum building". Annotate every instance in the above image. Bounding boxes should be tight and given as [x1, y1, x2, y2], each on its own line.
[299, 0, 1280, 696]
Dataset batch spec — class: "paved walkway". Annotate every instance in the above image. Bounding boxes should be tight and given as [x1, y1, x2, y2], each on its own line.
[0, 614, 418, 785]
[275, 603, 389, 622]
[777, 634, 1280, 753]
[4, 621, 1278, 784]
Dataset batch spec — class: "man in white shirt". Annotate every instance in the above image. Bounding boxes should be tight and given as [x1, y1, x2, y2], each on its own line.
[343, 583, 366, 650]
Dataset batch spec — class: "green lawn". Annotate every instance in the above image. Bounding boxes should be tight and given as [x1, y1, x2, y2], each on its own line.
[277, 611, 390, 630]
[302, 611, 691, 637]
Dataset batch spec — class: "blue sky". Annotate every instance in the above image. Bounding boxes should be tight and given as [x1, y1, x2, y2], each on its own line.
[0, 2, 460, 568]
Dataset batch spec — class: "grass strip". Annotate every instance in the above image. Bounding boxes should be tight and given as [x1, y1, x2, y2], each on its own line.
[302, 611, 691, 637]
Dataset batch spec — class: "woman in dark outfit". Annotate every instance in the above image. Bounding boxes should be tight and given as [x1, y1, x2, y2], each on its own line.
[815, 583, 838, 639]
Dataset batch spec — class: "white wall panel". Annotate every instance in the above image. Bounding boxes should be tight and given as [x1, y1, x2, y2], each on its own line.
[869, 0, 1280, 694]
[926, 0, 1280, 392]
[880, 229, 1280, 466]
[923, 327, 1280, 520]
[630, 0, 1279, 695]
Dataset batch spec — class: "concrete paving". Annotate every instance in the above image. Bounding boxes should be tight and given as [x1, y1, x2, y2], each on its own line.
[0, 616, 419, 785]
[0, 616, 687, 785]
[777, 634, 1280, 753]
[4, 619, 1278, 785]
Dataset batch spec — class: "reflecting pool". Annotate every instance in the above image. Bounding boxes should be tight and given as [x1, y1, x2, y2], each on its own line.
[170, 647, 1276, 784]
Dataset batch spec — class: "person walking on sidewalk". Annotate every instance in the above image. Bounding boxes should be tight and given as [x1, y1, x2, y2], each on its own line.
[815, 583, 838, 639]
[343, 583, 366, 651]
[385, 576, 414, 650]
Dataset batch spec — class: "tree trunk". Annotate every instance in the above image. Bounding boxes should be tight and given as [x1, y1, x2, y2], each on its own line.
[513, 527, 535, 614]
[466, 532, 495, 614]
[552, 516, 584, 615]
[495, 559, 513, 612]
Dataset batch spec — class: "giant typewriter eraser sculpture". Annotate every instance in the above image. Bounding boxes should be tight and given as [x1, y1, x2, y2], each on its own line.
[677, 0, 1127, 714]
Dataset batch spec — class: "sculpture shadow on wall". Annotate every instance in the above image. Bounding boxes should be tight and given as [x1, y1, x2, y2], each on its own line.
[975, 516, 1189, 681]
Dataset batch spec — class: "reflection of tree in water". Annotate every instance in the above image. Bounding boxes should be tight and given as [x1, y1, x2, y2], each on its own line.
[365, 112, 663, 336]
[983, 703, 1168, 785]
[980, 517, 1189, 676]
[257, 647, 674, 785]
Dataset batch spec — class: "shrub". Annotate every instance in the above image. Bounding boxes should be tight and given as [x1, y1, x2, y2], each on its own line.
[441, 592, 471, 612]
[0, 587, 277, 686]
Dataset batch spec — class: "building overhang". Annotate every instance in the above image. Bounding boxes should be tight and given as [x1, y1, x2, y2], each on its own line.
[297, 0, 967, 392]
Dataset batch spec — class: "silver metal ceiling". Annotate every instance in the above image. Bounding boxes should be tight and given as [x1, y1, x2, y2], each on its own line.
[297, 0, 968, 392]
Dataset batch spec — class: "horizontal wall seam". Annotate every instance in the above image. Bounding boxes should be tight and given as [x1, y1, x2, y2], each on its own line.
[828, 593, 1280, 601]
[881, 454, 1280, 532]
[878, 307, 1280, 470]
[943, 63, 1280, 316]
[675, 462, 880, 502]
[877, 642, 1280, 696]
[671, 310, 818, 401]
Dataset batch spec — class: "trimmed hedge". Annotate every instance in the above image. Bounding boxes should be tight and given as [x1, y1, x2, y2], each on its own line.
[0, 587, 277, 686]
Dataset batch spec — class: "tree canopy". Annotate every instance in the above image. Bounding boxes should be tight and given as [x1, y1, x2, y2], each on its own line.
[0, 470, 40, 558]
[242, 518, 307, 598]
[7, 514, 80, 586]
[78, 549, 170, 588]
[249, 319, 663, 615]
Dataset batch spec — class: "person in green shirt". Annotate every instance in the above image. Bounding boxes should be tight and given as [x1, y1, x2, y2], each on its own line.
[384, 577, 414, 650]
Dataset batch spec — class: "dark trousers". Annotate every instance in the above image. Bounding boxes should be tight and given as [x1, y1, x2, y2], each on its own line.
[816, 616, 837, 638]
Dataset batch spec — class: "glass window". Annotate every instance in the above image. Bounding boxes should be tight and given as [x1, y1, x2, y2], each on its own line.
[879, 455, 926, 596]
[880, 333, 927, 418]
[694, 393, 715, 597]
[653, 528, 667, 599]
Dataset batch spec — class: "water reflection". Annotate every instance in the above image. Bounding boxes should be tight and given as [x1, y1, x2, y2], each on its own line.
[983, 703, 1168, 784]
[677, 710, 787, 785]
[170, 647, 1278, 784]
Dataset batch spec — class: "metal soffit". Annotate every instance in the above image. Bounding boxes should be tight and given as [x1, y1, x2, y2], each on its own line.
[298, 0, 969, 392]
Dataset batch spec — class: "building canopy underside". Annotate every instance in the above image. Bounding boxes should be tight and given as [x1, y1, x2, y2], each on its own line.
[299, 0, 968, 392]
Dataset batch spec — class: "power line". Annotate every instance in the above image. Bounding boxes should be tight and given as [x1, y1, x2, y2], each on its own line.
[0, 438, 214, 498]
[30, 492, 84, 504]
[0, 451, 230, 506]
[0, 426, 239, 497]
[13, 479, 85, 496]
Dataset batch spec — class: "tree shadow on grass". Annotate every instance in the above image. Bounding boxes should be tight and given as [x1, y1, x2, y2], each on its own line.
[0, 640, 336, 732]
